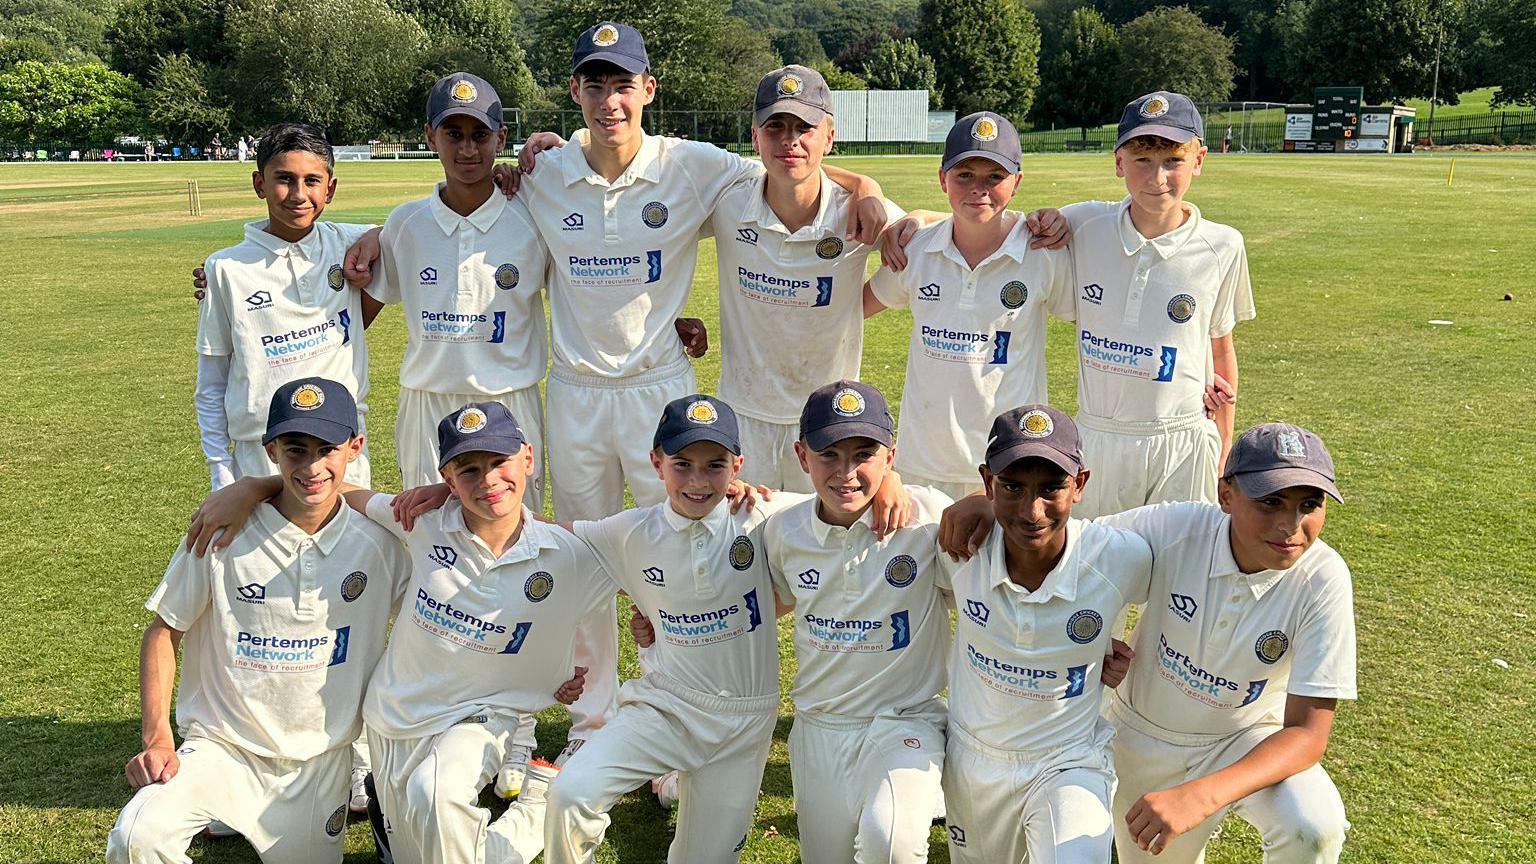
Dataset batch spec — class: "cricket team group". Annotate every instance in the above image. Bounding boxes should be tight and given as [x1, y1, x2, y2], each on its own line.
[105, 19, 1359, 864]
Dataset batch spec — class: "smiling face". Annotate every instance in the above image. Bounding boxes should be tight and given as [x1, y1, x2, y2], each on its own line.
[1115, 136, 1206, 223]
[1220, 481, 1327, 573]
[939, 157, 1020, 226]
[425, 114, 506, 188]
[652, 440, 742, 520]
[752, 114, 833, 184]
[795, 436, 892, 526]
[253, 150, 335, 241]
[440, 446, 534, 524]
[981, 458, 1087, 562]
[265, 433, 360, 513]
[571, 67, 655, 153]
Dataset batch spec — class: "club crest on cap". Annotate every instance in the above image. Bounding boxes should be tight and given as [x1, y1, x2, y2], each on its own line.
[1019, 409, 1052, 438]
[495, 263, 520, 289]
[455, 407, 488, 434]
[1140, 95, 1169, 118]
[291, 383, 325, 411]
[832, 388, 865, 417]
[525, 571, 554, 602]
[729, 535, 755, 570]
[341, 570, 368, 602]
[1255, 630, 1290, 664]
[451, 80, 478, 103]
[1277, 429, 1306, 458]
[642, 201, 669, 228]
[816, 236, 843, 259]
[593, 24, 620, 46]
[685, 400, 718, 425]
[972, 116, 999, 142]
[327, 264, 345, 291]
[1167, 293, 1195, 323]
[777, 74, 804, 97]
[1000, 281, 1028, 309]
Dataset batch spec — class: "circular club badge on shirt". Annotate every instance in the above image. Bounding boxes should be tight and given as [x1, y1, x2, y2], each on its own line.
[1255, 630, 1290, 664]
[642, 201, 669, 228]
[1067, 609, 1103, 643]
[730, 536, 755, 570]
[327, 264, 345, 291]
[525, 571, 554, 602]
[1000, 280, 1028, 309]
[341, 570, 368, 602]
[884, 554, 917, 588]
[816, 236, 843, 260]
[495, 263, 520, 290]
[1167, 293, 1196, 323]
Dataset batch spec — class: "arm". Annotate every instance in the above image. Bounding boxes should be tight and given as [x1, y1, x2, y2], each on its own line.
[1210, 334, 1238, 472]
[937, 491, 993, 560]
[861, 280, 888, 319]
[124, 617, 185, 787]
[867, 471, 911, 537]
[875, 209, 946, 271]
[361, 291, 385, 329]
[1124, 695, 1337, 854]
[822, 164, 887, 245]
[342, 228, 384, 293]
[186, 475, 282, 555]
[193, 354, 235, 490]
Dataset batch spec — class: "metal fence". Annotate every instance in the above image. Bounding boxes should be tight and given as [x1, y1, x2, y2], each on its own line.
[1421, 112, 1536, 145]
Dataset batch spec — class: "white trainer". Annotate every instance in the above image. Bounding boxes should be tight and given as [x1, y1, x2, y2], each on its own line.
[651, 771, 679, 810]
[495, 742, 534, 799]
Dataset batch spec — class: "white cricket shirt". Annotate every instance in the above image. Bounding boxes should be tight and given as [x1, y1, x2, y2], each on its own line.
[1060, 198, 1255, 421]
[1099, 502, 1357, 735]
[360, 497, 618, 738]
[520, 131, 762, 378]
[370, 186, 550, 396]
[869, 216, 1073, 482]
[947, 518, 1151, 751]
[763, 485, 954, 717]
[712, 172, 896, 423]
[574, 500, 781, 699]
[197, 221, 374, 442]
[148, 501, 408, 760]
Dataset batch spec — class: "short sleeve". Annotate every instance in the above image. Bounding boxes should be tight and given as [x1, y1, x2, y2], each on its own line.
[686, 141, 765, 208]
[334, 222, 379, 247]
[370, 215, 403, 305]
[196, 255, 233, 356]
[1036, 247, 1077, 322]
[363, 494, 411, 543]
[147, 545, 213, 632]
[567, 538, 620, 617]
[869, 264, 910, 310]
[571, 518, 626, 593]
[1210, 232, 1255, 338]
[1059, 200, 1119, 231]
[1288, 566, 1358, 700]
[932, 542, 961, 595]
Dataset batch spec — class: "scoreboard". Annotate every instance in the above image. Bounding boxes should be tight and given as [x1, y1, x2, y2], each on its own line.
[1312, 87, 1364, 140]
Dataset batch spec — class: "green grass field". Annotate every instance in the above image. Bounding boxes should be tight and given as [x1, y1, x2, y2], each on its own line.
[2, 152, 1533, 863]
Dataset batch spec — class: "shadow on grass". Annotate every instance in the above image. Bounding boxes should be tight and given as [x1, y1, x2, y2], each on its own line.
[0, 715, 145, 810]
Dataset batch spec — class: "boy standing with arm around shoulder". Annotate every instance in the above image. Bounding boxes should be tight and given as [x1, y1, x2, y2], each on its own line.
[1060, 92, 1254, 518]
[108, 378, 408, 864]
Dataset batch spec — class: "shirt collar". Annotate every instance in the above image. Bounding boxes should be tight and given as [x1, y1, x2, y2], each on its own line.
[562, 129, 663, 188]
[661, 498, 732, 536]
[810, 502, 875, 546]
[243, 221, 324, 262]
[928, 214, 1033, 270]
[1207, 516, 1303, 599]
[441, 502, 560, 565]
[428, 183, 507, 236]
[1116, 196, 1202, 259]
[985, 518, 1083, 603]
[253, 499, 352, 556]
[743, 171, 838, 239]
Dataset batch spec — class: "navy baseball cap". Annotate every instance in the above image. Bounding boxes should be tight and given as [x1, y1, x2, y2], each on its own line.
[427, 72, 502, 130]
[654, 394, 740, 456]
[572, 22, 649, 75]
[984, 405, 1083, 475]
[1115, 91, 1204, 150]
[799, 380, 894, 451]
[1223, 423, 1342, 502]
[436, 402, 528, 469]
[943, 112, 1022, 174]
[263, 377, 358, 445]
[754, 65, 834, 127]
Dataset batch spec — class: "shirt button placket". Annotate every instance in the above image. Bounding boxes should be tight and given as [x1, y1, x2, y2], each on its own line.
[603, 190, 620, 242]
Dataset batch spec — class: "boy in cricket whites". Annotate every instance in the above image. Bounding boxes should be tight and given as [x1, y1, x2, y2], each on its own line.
[864, 113, 1075, 502]
[108, 377, 408, 864]
[541, 394, 786, 863]
[1058, 91, 1254, 518]
[760, 380, 953, 863]
[180, 401, 599, 864]
[195, 123, 379, 493]
[941, 404, 1151, 863]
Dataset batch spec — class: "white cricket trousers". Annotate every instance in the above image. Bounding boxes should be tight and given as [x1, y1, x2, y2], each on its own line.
[736, 415, 813, 493]
[230, 412, 372, 487]
[395, 385, 546, 511]
[106, 735, 349, 864]
[789, 702, 947, 864]
[1073, 411, 1220, 520]
[1109, 702, 1349, 864]
[546, 356, 696, 738]
[543, 672, 778, 864]
[367, 713, 545, 864]
[941, 724, 1116, 864]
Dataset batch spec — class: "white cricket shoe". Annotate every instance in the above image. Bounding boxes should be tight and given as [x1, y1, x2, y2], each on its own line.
[495, 742, 534, 799]
[349, 767, 371, 814]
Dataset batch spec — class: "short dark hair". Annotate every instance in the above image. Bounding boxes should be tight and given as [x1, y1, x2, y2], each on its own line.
[574, 60, 650, 83]
[255, 122, 334, 173]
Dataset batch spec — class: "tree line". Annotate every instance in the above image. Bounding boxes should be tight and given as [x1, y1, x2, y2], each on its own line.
[0, 0, 1531, 147]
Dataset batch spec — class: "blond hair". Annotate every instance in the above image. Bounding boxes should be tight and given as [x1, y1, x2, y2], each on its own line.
[1118, 135, 1203, 156]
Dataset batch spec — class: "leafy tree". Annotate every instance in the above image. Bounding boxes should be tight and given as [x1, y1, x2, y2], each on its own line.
[1484, 0, 1536, 106]
[861, 37, 936, 96]
[104, 0, 227, 85]
[226, 0, 427, 141]
[144, 53, 230, 141]
[389, 0, 542, 113]
[0, 0, 112, 62]
[0, 37, 54, 70]
[917, 0, 1041, 116]
[772, 28, 828, 66]
[1033, 7, 1122, 134]
[0, 61, 141, 145]
[1299, 0, 1437, 102]
[1116, 6, 1236, 103]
